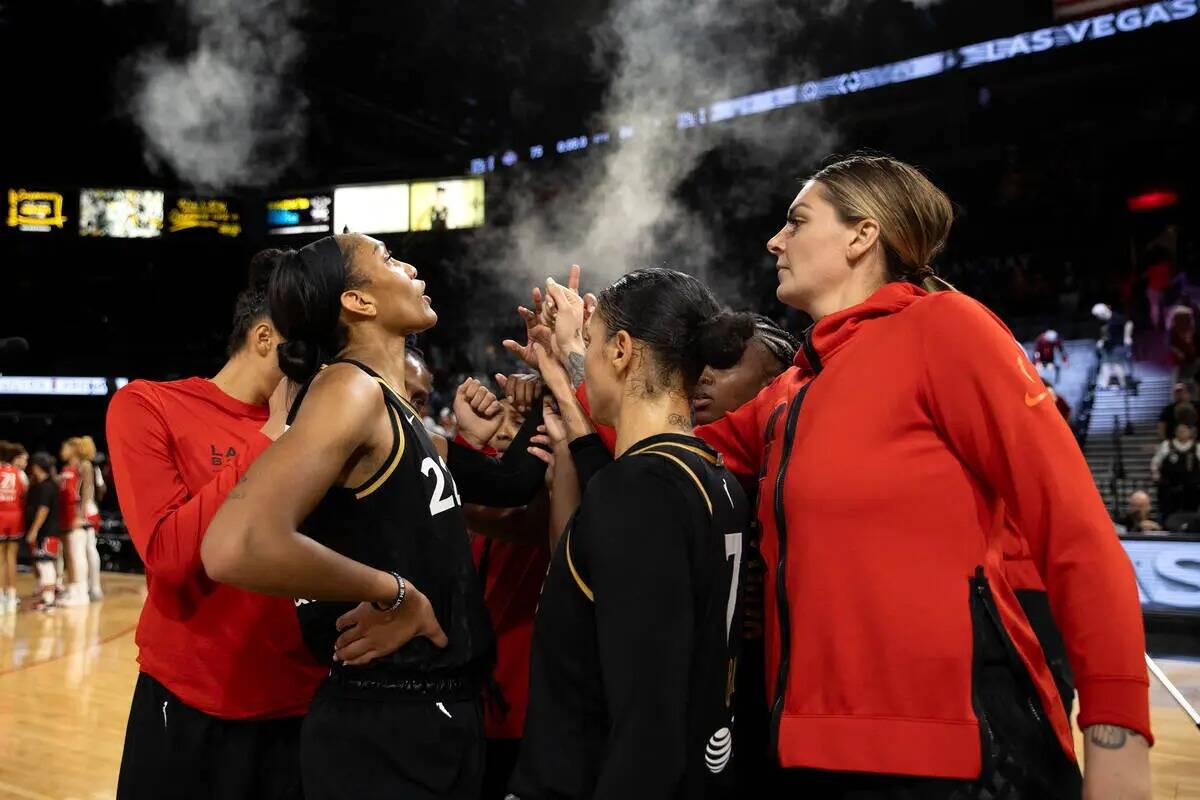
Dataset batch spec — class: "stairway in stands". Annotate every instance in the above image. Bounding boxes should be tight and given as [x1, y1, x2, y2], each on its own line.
[1083, 362, 1173, 518]
[1029, 339, 1097, 423]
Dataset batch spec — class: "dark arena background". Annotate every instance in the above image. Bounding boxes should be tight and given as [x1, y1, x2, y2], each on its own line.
[1, 0, 1199, 797]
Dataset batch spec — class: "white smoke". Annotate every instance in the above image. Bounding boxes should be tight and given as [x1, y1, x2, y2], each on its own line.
[471, 0, 840, 310]
[124, 0, 307, 190]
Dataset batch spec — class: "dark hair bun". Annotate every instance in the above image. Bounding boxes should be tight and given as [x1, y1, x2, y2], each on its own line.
[31, 451, 55, 473]
[595, 267, 729, 392]
[694, 311, 755, 371]
[267, 239, 350, 384]
[275, 338, 320, 383]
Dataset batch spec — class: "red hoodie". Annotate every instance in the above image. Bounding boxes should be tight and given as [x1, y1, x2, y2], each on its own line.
[107, 378, 326, 720]
[688, 283, 1150, 779]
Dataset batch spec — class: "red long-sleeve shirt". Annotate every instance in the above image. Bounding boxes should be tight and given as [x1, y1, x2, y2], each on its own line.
[106, 377, 325, 720]
[694, 283, 1149, 778]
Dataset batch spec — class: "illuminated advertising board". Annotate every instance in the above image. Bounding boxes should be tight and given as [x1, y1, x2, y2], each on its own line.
[79, 188, 164, 238]
[167, 196, 242, 237]
[333, 183, 410, 235]
[409, 178, 485, 231]
[6, 189, 69, 232]
[1122, 535, 1200, 616]
[266, 193, 333, 235]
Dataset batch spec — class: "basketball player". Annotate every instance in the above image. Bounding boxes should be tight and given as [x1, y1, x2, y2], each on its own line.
[0, 442, 26, 613]
[508, 268, 752, 799]
[24, 453, 61, 612]
[201, 234, 546, 800]
[9, 444, 28, 486]
[74, 435, 105, 600]
[404, 346, 436, 420]
[57, 438, 89, 607]
[691, 314, 800, 426]
[107, 249, 327, 800]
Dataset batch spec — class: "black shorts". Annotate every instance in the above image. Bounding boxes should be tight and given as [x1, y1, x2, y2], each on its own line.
[300, 680, 485, 800]
[117, 672, 304, 800]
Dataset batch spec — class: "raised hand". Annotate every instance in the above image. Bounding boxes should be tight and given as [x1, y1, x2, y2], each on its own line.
[544, 278, 585, 356]
[501, 302, 552, 371]
[533, 342, 575, 404]
[495, 373, 542, 414]
[333, 582, 448, 667]
[533, 342, 594, 442]
[453, 378, 504, 449]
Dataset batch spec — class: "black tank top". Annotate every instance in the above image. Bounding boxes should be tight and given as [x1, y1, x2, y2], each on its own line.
[291, 359, 494, 684]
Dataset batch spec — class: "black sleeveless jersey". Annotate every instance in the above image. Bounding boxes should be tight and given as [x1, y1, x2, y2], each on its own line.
[292, 360, 493, 683]
[511, 433, 750, 800]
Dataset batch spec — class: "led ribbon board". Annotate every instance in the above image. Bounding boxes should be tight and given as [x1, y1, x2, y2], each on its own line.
[470, 0, 1198, 173]
[0, 376, 112, 396]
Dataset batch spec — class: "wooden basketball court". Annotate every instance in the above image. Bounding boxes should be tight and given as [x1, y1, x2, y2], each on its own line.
[0, 572, 1196, 799]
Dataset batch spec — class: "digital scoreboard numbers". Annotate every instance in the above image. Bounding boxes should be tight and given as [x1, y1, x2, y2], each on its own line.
[266, 194, 333, 235]
[7, 189, 68, 232]
[168, 197, 242, 237]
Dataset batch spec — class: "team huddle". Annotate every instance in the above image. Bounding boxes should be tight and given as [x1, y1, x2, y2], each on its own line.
[105, 155, 1153, 800]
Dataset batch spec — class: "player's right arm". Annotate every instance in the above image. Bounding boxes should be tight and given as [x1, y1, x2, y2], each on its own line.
[202, 365, 421, 606]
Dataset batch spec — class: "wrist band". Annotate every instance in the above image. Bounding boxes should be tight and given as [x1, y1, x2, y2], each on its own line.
[372, 571, 407, 613]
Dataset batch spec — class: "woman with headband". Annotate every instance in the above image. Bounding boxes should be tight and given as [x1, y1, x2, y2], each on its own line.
[203, 234, 547, 799]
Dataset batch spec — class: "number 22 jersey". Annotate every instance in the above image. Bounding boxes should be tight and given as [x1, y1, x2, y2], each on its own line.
[293, 360, 493, 683]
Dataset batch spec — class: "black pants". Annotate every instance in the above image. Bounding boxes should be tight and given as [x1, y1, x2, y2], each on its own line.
[300, 681, 485, 800]
[117, 672, 303, 800]
[481, 737, 522, 800]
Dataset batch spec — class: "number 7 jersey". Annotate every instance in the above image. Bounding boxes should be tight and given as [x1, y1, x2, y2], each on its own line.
[292, 360, 494, 681]
[511, 432, 750, 799]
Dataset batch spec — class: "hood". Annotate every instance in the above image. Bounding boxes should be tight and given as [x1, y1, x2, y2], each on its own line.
[794, 282, 927, 375]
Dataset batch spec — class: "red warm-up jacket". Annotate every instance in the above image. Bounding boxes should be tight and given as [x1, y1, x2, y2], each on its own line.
[694, 283, 1149, 779]
[107, 378, 326, 719]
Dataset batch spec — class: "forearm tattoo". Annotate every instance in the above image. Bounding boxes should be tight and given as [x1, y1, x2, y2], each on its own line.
[1087, 725, 1138, 750]
[567, 351, 586, 389]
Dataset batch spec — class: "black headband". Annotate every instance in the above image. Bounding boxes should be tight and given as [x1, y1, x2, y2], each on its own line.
[296, 236, 344, 277]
